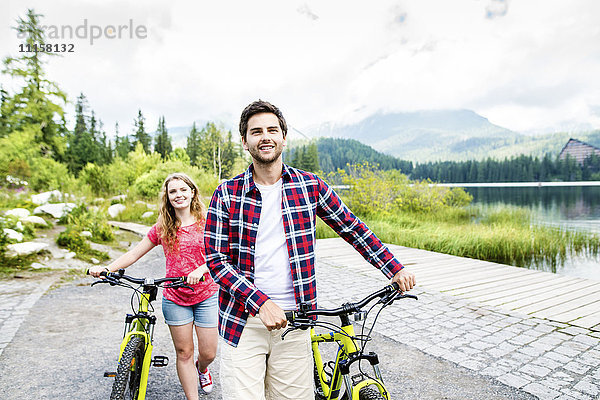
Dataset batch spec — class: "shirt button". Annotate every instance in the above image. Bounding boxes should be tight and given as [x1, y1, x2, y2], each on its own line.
[253, 223, 258, 227]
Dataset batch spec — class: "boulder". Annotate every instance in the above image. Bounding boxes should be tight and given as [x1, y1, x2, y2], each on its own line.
[5, 208, 30, 218]
[108, 204, 126, 218]
[31, 190, 63, 205]
[33, 203, 76, 219]
[6, 242, 49, 257]
[141, 211, 154, 219]
[64, 251, 76, 260]
[110, 194, 127, 203]
[3, 228, 24, 242]
[90, 257, 100, 264]
[81, 230, 93, 237]
[22, 216, 48, 226]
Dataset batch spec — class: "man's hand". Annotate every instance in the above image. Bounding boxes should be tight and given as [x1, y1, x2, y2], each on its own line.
[187, 264, 208, 285]
[392, 268, 416, 292]
[258, 299, 287, 331]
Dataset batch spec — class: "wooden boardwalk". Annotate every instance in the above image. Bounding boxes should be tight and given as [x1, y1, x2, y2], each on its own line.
[316, 238, 600, 331]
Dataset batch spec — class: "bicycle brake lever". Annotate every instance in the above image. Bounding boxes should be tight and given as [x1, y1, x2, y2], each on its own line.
[91, 277, 119, 287]
[395, 293, 418, 300]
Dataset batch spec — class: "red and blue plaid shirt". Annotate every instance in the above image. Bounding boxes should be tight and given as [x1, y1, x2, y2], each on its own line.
[204, 164, 404, 346]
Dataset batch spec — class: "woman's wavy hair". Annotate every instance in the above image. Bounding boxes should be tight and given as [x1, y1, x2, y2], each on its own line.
[158, 172, 206, 251]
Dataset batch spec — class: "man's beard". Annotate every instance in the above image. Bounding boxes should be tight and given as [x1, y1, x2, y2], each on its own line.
[248, 144, 283, 165]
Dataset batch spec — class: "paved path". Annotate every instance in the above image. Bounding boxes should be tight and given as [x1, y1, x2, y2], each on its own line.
[0, 228, 597, 399]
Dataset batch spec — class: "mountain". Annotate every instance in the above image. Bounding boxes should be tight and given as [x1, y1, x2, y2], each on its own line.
[304, 110, 526, 162]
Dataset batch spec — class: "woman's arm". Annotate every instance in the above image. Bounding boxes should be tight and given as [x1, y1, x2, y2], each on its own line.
[88, 236, 156, 277]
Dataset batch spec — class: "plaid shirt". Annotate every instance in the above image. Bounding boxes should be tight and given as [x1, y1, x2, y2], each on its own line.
[204, 164, 404, 346]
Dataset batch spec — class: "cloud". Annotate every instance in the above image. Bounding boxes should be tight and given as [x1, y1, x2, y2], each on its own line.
[1, 0, 599, 137]
[297, 3, 319, 21]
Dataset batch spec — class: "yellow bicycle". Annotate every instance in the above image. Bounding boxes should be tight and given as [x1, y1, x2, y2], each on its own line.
[89, 269, 192, 400]
[285, 282, 417, 400]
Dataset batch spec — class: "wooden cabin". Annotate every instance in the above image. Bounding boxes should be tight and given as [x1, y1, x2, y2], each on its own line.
[558, 138, 600, 165]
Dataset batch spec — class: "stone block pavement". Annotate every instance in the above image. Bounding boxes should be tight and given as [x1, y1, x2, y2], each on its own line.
[0, 275, 58, 357]
[316, 258, 600, 400]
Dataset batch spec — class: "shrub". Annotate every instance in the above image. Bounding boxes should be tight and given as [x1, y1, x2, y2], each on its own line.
[57, 228, 90, 253]
[60, 204, 114, 242]
[80, 163, 112, 195]
[133, 160, 218, 199]
[29, 157, 76, 192]
[329, 163, 472, 217]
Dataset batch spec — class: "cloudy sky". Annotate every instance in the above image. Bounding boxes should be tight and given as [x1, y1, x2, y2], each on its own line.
[1, 0, 599, 138]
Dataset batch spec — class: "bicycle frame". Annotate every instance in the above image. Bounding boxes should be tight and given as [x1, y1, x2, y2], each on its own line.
[116, 285, 157, 400]
[312, 321, 389, 400]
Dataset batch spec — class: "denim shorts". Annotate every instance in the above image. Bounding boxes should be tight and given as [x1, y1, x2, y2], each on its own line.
[161, 292, 218, 328]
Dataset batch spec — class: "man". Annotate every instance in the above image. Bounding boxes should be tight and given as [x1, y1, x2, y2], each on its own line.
[204, 100, 415, 399]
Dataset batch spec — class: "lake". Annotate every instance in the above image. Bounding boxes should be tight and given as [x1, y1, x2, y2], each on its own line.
[463, 185, 600, 280]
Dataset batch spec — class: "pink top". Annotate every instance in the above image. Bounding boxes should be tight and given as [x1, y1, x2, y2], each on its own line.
[147, 221, 218, 306]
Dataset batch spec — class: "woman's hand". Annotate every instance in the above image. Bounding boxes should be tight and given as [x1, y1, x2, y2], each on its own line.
[187, 264, 208, 285]
[88, 265, 109, 278]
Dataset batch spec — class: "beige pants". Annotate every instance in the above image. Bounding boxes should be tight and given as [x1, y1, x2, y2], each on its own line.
[220, 316, 313, 400]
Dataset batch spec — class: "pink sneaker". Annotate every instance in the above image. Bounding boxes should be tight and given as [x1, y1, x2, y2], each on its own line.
[196, 361, 214, 394]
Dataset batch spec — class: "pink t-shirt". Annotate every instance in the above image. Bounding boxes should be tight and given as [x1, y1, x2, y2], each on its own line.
[147, 221, 218, 306]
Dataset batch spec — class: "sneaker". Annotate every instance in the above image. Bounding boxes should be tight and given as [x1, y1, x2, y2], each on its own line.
[196, 361, 214, 394]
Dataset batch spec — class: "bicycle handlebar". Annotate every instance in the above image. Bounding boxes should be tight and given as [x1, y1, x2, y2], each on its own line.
[87, 268, 195, 289]
[286, 282, 417, 322]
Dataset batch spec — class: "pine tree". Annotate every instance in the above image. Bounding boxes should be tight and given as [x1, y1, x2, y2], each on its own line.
[114, 122, 131, 159]
[65, 93, 97, 173]
[2, 9, 67, 158]
[154, 116, 172, 159]
[186, 122, 201, 166]
[303, 142, 320, 172]
[0, 85, 9, 138]
[132, 109, 151, 153]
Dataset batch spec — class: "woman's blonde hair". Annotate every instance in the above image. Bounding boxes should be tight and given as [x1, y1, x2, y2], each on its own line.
[158, 172, 207, 251]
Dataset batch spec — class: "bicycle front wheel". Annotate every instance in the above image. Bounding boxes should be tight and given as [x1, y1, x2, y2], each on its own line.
[110, 335, 146, 400]
[358, 385, 386, 400]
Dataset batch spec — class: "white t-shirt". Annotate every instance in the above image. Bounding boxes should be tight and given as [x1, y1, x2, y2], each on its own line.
[253, 179, 296, 310]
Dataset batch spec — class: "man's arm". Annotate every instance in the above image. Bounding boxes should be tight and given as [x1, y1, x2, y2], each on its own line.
[204, 185, 270, 315]
[316, 177, 415, 291]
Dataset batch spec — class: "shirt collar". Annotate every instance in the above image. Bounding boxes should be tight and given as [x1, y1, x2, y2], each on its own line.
[242, 163, 292, 195]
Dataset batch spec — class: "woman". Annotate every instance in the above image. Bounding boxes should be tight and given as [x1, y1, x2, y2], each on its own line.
[90, 172, 218, 398]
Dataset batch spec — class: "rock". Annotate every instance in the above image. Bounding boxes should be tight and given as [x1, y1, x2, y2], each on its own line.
[22, 216, 48, 226]
[15, 221, 24, 231]
[5, 208, 30, 218]
[90, 258, 100, 264]
[4, 228, 24, 242]
[31, 190, 63, 205]
[64, 252, 76, 260]
[141, 211, 154, 219]
[110, 194, 127, 203]
[108, 204, 126, 218]
[6, 242, 49, 257]
[31, 262, 46, 269]
[33, 203, 76, 219]
[81, 230, 93, 238]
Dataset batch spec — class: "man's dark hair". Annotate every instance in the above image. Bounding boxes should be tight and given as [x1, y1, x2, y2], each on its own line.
[239, 100, 288, 140]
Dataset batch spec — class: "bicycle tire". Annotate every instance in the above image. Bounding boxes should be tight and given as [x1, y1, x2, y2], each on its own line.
[110, 336, 146, 400]
[358, 385, 386, 400]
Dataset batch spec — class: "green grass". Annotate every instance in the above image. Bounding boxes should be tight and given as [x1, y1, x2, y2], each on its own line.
[316, 205, 600, 271]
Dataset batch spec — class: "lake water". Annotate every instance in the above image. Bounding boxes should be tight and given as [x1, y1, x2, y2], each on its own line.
[464, 185, 600, 280]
